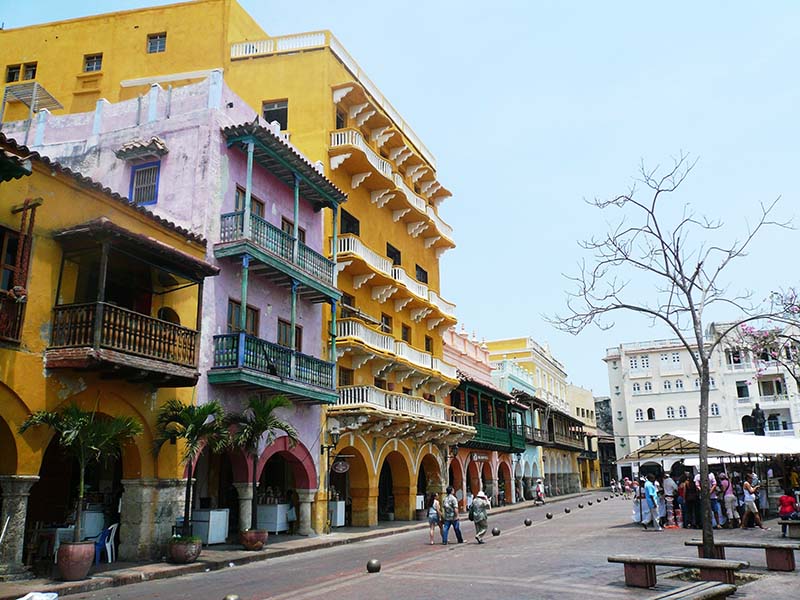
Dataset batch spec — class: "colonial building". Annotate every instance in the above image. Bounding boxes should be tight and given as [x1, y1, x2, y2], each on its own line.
[568, 384, 601, 489]
[443, 327, 524, 508]
[0, 134, 217, 574]
[1, 0, 468, 529]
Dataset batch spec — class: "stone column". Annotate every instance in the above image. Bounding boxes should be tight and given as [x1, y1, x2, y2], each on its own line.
[119, 478, 186, 561]
[350, 486, 377, 527]
[233, 483, 254, 531]
[392, 484, 415, 521]
[0, 475, 38, 576]
[522, 476, 533, 500]
[483, 478, 496, 504]
[296, 489, 316, 535]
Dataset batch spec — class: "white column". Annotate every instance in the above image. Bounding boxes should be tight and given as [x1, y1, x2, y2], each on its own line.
[234, 483, 254, 531]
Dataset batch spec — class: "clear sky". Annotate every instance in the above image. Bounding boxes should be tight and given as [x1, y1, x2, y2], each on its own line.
[3, 1, 797, 395]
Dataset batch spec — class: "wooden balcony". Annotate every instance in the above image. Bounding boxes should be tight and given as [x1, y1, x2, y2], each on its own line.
[46, 302, 199, 386]
[466, 423, 526, 452]
[208, 333, 337, 404]
[524, 425, 551, 445]
[216, 211, 338, 303]
[0, 293, 24, 343]
[550, 430, 585, 451]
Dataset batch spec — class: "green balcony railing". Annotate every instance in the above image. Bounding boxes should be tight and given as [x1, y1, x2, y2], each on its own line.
[473, 423, 511, 447]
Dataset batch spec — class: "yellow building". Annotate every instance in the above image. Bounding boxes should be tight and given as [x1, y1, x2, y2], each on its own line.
[567, 384, 602, 489]
[0, 133, 217, 573]
[1, 0, 472, 528]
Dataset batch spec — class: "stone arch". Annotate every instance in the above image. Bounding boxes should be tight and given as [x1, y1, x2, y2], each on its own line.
[448, 455, 466, 509]
[377, 449, 413, 520]
[418, 452, 442, 495]
[467, 459, 481, 495]
[0, 416, 18, 476]
[498, 460, 513, 504]
[256, 436, 317, 490]
[514, 458, 524, 479]
[0, 381, 44, 476]
[332, 443, 372, 526]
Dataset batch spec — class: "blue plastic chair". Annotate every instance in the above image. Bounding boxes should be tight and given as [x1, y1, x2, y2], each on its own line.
[87, 523, 118, 564]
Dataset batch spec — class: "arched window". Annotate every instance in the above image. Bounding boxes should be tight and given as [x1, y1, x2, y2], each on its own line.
[675, 379, 684, 390]
[709, 377, 716, 388]
[635, 408, 644, 421]
[710, 403, 720, 417]
[663, 380, 672, 391]
[632, 383, 641, 393]
[647, 407, 656, 420]
[666, 406, 675, 419]
[644, 381, 652, 392]
[694, 378, 700, 389]
[678, 405, 687, 418]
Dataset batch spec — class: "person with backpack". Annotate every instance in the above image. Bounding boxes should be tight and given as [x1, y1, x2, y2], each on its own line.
[441, 486, 463, 545]
[470, 490, 491, 544]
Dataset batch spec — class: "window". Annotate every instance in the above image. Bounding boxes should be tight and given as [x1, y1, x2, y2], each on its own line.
[736, 380, 750, 399]
[262, 100, 288, 130]
[340, 209, 360, 235]
[5, 64, 20, 83]
[678, 405, 687, 418]
[694, 378, 701, 389]
[234, 186, 265, 217]
[759, 378, 785, 397]
[226, 299, 258, 336]
[281, 218, 306, 244]
[710, 403, 720, 417]
[0, 227, 20, 291]
[640, 355, 650, 368]
[650, 436, 658, 444]
[672, 351, 680, 363]
[129, 162, 160, 205]
[340, 292, 356, 318]
[709, 377, 715, 388]
[415, 264, 428, 284]
[635, 408, 644, 422]
[147, 32, 167, 53]
[425, 335, 433, 353]
[401, 323, 411, 343]
[663, 380, 672, 391]
[386, 243, 401, 266]
[84, 53, 103, 72]
[629, 357, 638, 370]
[647, 407, 656, 420]
[338, 366, 354, 386]
[644, 381, 652, 392]
[380, 313, 392, 334]
[335, 108, 346, 129]
[660, 353, 669, 363]
[667, 406, 675, 419]
[374, 378, 387, 390]
[277, 319, 302, 352]
[675, 379, 684, 390]
[632, 382, 641, 393]
[638, 436, 646, 448]
[23, 63, 37, 80]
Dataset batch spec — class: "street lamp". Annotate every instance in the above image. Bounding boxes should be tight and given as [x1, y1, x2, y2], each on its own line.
[321, 426, 341, 534]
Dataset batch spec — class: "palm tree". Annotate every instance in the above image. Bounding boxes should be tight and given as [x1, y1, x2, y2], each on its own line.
[154, 399, 229, 538]
[19, 403, 142, 542]
[230, 395, 299, 531]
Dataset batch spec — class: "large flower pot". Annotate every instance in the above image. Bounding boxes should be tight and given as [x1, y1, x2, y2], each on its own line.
[240, 529, 268, 551]
[167, 538, 202, 564]
[57, 541, 95, 581]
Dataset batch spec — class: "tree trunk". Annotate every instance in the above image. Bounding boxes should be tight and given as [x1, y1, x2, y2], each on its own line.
[74, 458, 85, 543]
[251, 454, 259, 530]
[182, 461, 193, 538]
[699, 361, 715, 557]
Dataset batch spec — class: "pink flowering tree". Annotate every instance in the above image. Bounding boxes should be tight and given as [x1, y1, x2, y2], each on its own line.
[551, 154, 787, 558]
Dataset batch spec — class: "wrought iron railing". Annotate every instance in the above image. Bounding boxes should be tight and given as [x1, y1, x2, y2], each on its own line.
[0, 293, 24, 342]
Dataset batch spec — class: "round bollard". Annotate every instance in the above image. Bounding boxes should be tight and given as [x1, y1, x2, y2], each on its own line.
[578, 503, 584, 509]
[604, 496, 608, 501]
[564, 507, 571, 514]
[587, 501, 593, 506]
[223, 596, 240, 600]
[546, 512, 553, 519]
[597, 498, 602, 503]
[366, 559, 381, 573]
[524, 518, 532, 526]
[491, 527, 501, 536]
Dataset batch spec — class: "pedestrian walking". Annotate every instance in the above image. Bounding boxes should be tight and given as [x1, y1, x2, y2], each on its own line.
[441, 486, 463, 545]
[719, 472, 739, 529]
[470, 490, 491, 544]
[534, 478, 546, 504]
[426, 491, 443, 545]
[642, 474, 662, 531]
[741, 473, 768, 530]
[662, 473, 678, 527]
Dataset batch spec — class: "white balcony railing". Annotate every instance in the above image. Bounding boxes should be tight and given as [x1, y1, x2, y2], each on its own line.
[766, 428, 795, 437]
[337, 385, 465, 423]
[337, 235, 392, 276]
[331, 128, 393, 179]
[393, 173, 427, 214]
[426, 205, 453, 239]
[337, 319, 394, 353]
[428, 291, 456, 319]
[432, 357, 457, 380]
[392, 266, 428, 299]
[726, 362, 754, 371]
[759, 394, 790, 403]
[231, 32, 327, 58]
[395, 340, 433, 370]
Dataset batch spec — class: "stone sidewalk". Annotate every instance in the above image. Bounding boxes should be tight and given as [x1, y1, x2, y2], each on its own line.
[1, 491, 588, 600]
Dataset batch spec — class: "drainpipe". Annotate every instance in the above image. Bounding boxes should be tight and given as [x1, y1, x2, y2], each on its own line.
[243, 140, 254, 239]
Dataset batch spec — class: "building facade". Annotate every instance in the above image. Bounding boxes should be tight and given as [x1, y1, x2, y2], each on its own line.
[568, 384, 601, 489]
[1, 0, 468, 529]
[0, 133, 217, 573]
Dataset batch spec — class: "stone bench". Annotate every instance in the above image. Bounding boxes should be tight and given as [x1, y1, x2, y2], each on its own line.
[652, 581, 737, 600]
[685, 538, 799, 571]
[607, 554, 748, 588]
[779, 520, 800, 539]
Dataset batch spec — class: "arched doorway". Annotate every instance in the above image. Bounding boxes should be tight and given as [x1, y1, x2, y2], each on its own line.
[448, 457, 465, 509]
[377, 450, 412, 521]
[741, 415, 755, 434]
[498, 461, 512, 505]
[193, 446, 239, 538]
[330, 445, 369, 526]
[467, 460, 481, 497]
[481, 461, 493, 502]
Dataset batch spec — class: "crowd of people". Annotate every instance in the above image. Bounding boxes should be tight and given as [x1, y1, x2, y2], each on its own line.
[620, 467, 800, 535]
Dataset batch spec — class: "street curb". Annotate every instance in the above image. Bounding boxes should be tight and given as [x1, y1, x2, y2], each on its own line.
[1, 490, 601, 599]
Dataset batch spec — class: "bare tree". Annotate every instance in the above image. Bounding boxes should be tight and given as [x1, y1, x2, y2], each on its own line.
[551, 153, 787, 557]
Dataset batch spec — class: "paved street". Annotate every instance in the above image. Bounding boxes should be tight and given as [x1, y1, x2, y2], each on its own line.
[60, 494, 792, 600]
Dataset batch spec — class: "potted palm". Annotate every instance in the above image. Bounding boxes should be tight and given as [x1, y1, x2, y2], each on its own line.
[230, 395, 298, 550]
[154, 398, 229, 563]
[19, 403, 142, 581]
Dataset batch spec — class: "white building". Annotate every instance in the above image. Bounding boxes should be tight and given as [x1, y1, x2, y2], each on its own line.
[604, 324, 800, 476]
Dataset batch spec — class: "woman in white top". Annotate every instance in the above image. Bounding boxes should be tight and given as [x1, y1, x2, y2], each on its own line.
[741, 474, 768, 530]
[426, 492, 443, 544]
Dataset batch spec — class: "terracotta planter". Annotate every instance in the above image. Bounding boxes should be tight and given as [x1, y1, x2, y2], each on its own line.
[167, 539, 202, 564]
[57, 541, 95, 581]
[240, 529, 268, 551]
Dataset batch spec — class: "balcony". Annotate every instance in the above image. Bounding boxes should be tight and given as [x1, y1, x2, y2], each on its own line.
[766, 427, 795, 437]
[216, 211, 337, 303]
[330, 128, 393, 186]
[330, 385, 474, 443]
[392, 266, 428, 299]
[510, 423, 525, 452]
[428, 291, 456, 320]
[209, 333, 337, 404]
[550, 430, 585, 450]
[524, 426, 550, 445]
[579, 449, 598, 461]
[726, 362, 754, 372]
[0, 293, 24, 342]
[46, 302, 199, 386]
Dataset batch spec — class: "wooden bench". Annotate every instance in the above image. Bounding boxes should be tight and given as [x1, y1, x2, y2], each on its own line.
[607, 554, 748, 588]
[780, 520, 800, 539]
[652, 581, 737, 600]
[686, 538, 800, 571]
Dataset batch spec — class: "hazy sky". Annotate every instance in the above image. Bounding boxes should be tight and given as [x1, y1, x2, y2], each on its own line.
[4, 1, 798, 394]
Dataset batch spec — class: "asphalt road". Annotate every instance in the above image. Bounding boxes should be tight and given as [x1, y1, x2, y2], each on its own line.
[67, 493, 790, 600]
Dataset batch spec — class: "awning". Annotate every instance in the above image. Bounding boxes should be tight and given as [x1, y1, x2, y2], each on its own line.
[619, 430, 800, 464]
[2, 81, 63, 114]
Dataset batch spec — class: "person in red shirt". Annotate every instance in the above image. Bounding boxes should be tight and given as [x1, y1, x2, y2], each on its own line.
[778, 489, 799, 538]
